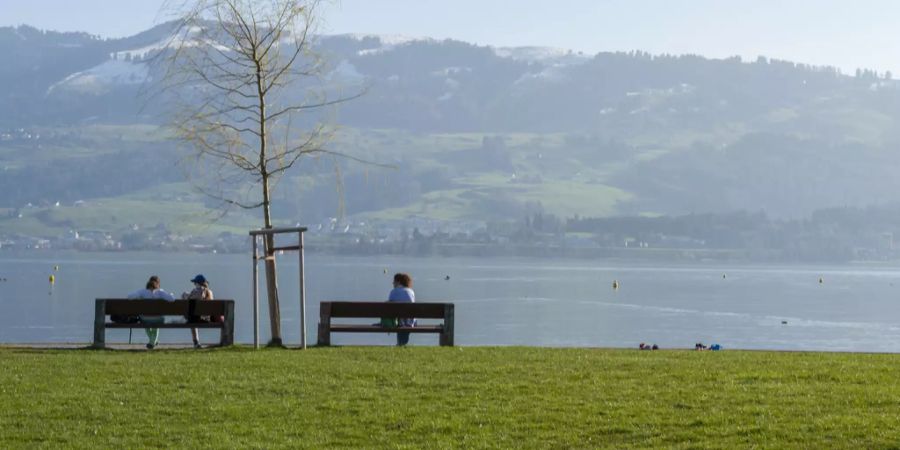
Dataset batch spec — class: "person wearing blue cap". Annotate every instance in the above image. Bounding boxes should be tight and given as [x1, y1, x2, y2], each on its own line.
[182, 274, 214, 349]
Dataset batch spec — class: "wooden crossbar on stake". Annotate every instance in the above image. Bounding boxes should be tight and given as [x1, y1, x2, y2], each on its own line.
[250, 227, 308, 350]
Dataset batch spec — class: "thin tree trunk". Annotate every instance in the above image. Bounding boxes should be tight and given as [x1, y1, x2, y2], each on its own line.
[262, 177, 283, 346]
[258, 54, 282, 346]
[264, 237, 282, 346]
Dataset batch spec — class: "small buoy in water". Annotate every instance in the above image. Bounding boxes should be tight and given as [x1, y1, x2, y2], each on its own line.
[53, 265, 59, 271]
[781, 320, 788, 325]
[818, 277, 824, 284]
[49, 274, 55, 284]
[722, 273, 727, 279]
[444, 275, 450, 281]
[383, 268, 387, 274]
[612, 280, 619, 290]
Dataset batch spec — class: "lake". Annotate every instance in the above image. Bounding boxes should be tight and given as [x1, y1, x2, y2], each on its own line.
[1, 251, 899, 351]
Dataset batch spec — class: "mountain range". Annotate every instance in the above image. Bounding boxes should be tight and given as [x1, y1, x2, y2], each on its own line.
[2, 22, 900, 238]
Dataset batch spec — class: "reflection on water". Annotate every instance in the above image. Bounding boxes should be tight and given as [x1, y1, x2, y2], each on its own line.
[1, 251, 900, 351]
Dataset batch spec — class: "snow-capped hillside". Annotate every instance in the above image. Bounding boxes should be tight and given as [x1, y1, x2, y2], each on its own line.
[46, 60, 149, 96]
[493, 46, 590, 65]
[327, 33, 434, 56]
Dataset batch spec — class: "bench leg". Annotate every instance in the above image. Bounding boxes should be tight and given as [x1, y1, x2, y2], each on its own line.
[440, 304, 455, 347]
[93, 300, 106, 349]
[221, 301, 235, 346]
[317, 302, 332, 346]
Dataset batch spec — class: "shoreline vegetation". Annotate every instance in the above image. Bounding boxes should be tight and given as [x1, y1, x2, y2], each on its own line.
[2, 240, 898, 265]
[2, 346, 900, 448]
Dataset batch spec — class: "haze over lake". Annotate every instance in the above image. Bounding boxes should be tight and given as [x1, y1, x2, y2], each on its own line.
[2, 251, 899, 351]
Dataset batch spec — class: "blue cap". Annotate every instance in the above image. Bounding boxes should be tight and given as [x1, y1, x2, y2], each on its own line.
[190, 274, 207, 284]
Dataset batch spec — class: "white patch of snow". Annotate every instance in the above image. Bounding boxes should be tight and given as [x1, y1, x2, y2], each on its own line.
[431, 66, 472, 76]
[493, 46, 589, 65]
[357, 47, 387, 56]
[47, 60, 149, 96]
[337, 33, 433, 56]
[624, 84, 695, 98]
[339, 33, 426, 46]
[327, 60, 366, 83]
[115, 26, 231, 60]
[115, 38, 171, 60]
[513, 64, 570, 85]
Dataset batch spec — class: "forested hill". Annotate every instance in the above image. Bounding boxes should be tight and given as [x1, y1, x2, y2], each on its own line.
[2, 22, 900, 234]
[2, 22, 897, 134]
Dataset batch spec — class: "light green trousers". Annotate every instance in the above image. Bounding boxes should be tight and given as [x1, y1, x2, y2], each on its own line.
[141, 316, 164, 346]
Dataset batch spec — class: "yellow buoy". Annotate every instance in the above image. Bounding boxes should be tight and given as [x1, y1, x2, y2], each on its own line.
[612, 280, 619, 290]
[49, 274, 55, 284]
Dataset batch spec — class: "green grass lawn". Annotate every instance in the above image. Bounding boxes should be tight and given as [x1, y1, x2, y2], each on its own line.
[2, 347, 900, 449]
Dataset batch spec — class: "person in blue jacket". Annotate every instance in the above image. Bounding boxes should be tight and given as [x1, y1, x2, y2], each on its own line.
[388, 273, 416, 346]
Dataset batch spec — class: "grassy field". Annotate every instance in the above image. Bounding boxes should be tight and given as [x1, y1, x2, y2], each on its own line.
[2, 347, 900, 449]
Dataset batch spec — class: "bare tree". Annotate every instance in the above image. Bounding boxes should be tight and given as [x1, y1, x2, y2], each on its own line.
[159, 0, 361, 346]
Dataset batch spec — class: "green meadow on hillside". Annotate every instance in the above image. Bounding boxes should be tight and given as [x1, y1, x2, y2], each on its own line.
[0, 124, 682, 238]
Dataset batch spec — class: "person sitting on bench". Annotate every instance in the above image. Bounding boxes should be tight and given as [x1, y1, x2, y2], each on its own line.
[182, 274, 214, 349]
[388, 273, 416, 346]
[127, 275, 176, 350]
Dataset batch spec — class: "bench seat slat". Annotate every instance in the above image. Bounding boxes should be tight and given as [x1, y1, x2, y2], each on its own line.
[328, 301, 447, 318]
[105, 323, 225, 329]
[329, 324, 443, 333]
[98, 299, 230, 316]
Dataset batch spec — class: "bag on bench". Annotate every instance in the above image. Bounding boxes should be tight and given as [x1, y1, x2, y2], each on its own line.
[110, 314, 140, 324]
[185, 298, 207, 323]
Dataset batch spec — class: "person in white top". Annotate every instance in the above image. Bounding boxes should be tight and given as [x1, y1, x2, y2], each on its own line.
[127, 275, 176, 349]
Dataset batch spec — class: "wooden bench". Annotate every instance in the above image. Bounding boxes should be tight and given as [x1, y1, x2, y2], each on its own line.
[93, 299, 235, 349]
[317, 301, 455, 346]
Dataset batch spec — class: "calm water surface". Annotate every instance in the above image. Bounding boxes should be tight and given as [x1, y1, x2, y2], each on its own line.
[2, 251, 900, 351]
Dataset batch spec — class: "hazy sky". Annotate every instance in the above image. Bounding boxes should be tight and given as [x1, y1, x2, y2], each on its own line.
[3, 0, 899, 75]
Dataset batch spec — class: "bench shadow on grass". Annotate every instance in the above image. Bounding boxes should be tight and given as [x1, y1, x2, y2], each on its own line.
[0, 344, 253, 354]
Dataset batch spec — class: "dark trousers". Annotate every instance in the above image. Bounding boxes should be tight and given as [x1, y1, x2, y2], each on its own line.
[397, 331, 410, 346]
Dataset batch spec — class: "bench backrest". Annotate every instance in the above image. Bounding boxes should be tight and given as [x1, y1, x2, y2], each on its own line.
[97, 299, 233, 316]
[323, 301, 449, 318]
